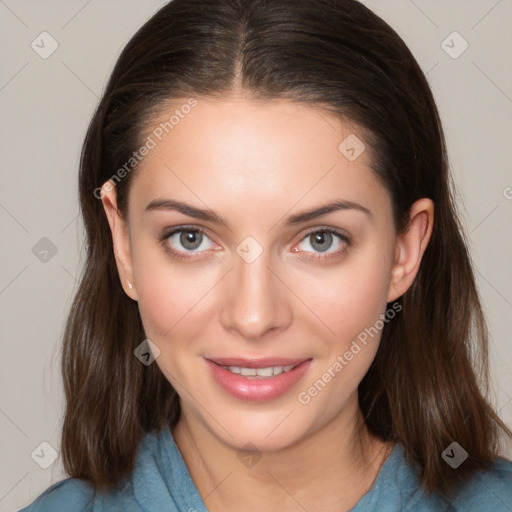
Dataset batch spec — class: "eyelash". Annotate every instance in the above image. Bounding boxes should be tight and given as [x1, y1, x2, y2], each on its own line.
[159, 225, 351, 263]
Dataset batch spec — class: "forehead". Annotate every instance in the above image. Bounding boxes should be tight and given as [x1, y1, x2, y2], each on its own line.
[141, 95, 363, 168]
[128, 96, 391, 223]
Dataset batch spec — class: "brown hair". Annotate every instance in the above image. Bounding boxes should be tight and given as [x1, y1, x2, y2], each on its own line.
[61, 0, 511, 497]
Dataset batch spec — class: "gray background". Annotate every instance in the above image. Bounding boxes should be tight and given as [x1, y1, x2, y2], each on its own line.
[1, 0, 511, 510]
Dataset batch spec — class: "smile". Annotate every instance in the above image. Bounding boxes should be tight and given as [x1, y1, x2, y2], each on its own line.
[205, 358, 312, 401]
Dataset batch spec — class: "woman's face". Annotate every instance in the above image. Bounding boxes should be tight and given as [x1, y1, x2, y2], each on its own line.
[103, 96, 427, 451]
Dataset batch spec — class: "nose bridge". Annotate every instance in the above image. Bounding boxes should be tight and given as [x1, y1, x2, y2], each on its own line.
[220, 246, 291, 340]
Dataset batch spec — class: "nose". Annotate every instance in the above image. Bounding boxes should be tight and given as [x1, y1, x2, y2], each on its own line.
[220, 249, 293, 341]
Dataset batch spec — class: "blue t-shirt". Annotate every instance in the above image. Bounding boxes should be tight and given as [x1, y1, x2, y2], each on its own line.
[19, 426, 512, 511]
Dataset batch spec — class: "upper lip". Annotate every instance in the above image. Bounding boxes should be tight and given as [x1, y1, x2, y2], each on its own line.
[206, 357, 311, 368]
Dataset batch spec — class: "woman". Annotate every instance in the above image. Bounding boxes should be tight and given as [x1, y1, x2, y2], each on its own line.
[20, 0, 512, 510]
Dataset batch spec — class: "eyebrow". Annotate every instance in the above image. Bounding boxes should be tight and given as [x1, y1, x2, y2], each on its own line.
[144, 198, 371, 227]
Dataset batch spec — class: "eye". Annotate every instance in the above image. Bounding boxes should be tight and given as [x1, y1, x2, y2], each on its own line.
[293, 228, 350, 261]
[160, 225, 350, 263]
[161, 226, 217, 260]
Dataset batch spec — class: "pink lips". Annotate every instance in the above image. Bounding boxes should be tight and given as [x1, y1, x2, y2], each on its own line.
[205, 357, 312, 402]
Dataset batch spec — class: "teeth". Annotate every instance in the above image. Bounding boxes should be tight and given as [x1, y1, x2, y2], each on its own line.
[221, 364, 297, 378]
[256, 367, 273, 377]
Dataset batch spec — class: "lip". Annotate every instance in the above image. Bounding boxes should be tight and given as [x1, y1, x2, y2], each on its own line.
[205, 357, 312, 402]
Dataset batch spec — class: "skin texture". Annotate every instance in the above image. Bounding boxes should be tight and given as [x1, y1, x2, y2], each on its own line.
[101, 95, 434, 511]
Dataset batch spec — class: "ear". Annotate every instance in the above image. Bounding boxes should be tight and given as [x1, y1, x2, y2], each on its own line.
[100, 180, 138, 301]
[387, 198, 434, 303]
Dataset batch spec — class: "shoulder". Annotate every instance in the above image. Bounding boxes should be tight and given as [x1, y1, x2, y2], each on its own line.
[18, 478, 96, 512]
[448, 456, 512, 511]
[353, 443, 512, 512]
[18, 427, 190, 512]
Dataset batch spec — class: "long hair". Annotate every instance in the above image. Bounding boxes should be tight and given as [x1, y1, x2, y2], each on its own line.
[61, 0, 511, 496]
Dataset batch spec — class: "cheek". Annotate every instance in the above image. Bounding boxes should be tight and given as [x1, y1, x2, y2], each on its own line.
[296, 253, 392, 418]
[300, 246, 393, 351]
[132, 243, 213, 340]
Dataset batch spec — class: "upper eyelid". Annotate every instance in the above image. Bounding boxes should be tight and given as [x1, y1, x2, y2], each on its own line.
[302, 226, 349, 238]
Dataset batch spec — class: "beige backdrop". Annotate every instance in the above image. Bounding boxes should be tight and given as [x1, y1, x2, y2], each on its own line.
[1, 0, 511, 510]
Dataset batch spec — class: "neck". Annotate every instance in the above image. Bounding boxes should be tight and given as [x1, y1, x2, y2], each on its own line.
[172, 394, 393, 512]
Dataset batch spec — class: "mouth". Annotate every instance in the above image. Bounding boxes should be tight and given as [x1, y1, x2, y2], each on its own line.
[210, 360, 303, 379]
[205, 357, 312, 401]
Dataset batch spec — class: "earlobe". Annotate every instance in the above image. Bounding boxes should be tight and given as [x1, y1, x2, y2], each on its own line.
[387, 198, 434, 303]
[100, 180, 138, 301]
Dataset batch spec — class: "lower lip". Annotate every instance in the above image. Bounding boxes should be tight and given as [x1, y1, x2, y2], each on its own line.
[205, 359, 312, 401]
